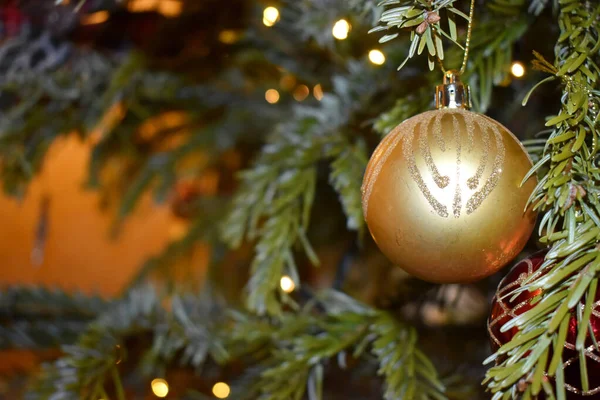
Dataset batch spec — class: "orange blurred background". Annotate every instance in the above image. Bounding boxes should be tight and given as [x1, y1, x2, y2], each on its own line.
[0, 135, 177, 295]
[0, 135, 180, 375]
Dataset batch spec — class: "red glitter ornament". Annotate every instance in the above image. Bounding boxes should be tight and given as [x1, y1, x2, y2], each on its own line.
[488, 249, 600, 398]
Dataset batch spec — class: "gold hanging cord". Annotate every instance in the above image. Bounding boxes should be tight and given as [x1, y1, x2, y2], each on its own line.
[436, 0, 476, 75]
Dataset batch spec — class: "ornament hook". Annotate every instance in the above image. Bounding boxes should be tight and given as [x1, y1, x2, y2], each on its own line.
[435, 70, 471, 110]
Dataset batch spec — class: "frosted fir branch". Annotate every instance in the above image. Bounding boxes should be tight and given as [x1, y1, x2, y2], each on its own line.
[250, 291, 446, 400]
[28, 286, 164, 400]
[221, 124, 325, 315]
[328, 139, 368, 232]
[484, 1, 600, 398]
[0, 286, 109, 319]
[221, 64, 384, 316]
[0, 286, 110, 350]
[19, 286, 444, 400]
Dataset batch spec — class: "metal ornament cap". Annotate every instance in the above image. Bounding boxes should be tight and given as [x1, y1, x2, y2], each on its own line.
[435, 70, 471, 110]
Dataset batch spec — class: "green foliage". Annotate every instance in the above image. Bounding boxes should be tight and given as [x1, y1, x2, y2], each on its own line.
[221, 64, 383, 316]
[370, 0, 470, 71]
[30, 287, 163, 400]
[3, 0, 576, 399]
[0, 287, 109, 349]
[484, 1, 600, 398]
[220, 124, 321, 315]
[230, 291, 446, 400]
[328, 139, 368, 232]
[465, 18, 529, 111]
[19, 286, 444, 400]
[370, 312, 446, 400]
[374, 87, 433, 135]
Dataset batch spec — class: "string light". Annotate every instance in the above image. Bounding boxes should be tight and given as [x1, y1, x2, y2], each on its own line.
[332, 19, 351, 40]
[263, 6, 280, 27]
[293, 85, 310, 101]
[313, 84, 324, 101]
[368, 49, 386, 65]
[212, 382, 231, 399]
[510, 61, 525, 78]
[80, 11, 109, 25]
[280, 275, 296, 293]
[151, 378, 169, 398]
[265, 89, 280, 104]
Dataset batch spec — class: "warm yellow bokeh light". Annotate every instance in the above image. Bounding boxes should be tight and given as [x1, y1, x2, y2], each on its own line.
[332, 19, 351, 40]
[511, 61, 525, 78]
[280, 275, 296, 293]
[158, 0, 183, 17]
[126, 0, 181, 16]
[293, 85, 310, 101]
[151, 378, 169, 398]
[313, 84, 324, 101]
[265, 89, 280, 104]
[219, 30, 239, 44]
[81, 11, 109, 25]
[368, 49, 386, 65]
[212, 382, 231, 399]
[263, 6, 280, 27]
[127, 0, 158, 13]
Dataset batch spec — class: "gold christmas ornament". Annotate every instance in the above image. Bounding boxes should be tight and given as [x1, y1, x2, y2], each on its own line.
[361, 71, 537, 283]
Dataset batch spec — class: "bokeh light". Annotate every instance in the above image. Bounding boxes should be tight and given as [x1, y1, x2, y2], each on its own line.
[293, 85, 310, 101]
[212, 382, 231, 399]
[263, 6, 280, 27]
[265, 89, 280, 104]
[510, 61, 525, 78]
[280, 275, 296, 293]
[219, 30, 239, 44]
[332, 19, 351, 40]
[81, 11, 109, 25]
[151, 378, 169, 398]
[368, 49, 386, 65]
[158, 0, 183, 17]
[313, 84, 324, 101]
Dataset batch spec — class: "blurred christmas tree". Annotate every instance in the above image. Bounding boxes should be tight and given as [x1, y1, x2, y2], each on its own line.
[0, 0, 599, 399]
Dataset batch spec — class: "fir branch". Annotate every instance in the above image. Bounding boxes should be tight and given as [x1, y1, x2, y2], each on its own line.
[374, 87, 433, 136]
[140, 292, 229, 377]
[222, 64, 382, 316]
[281, 0, 381, 48]
[0, 320, 90, 350]
[0, 286, 110, 350]
[465, 18, 530, 111]
[28, 286, 164, 400]
[251, 291, 446, 400]
[17, 286, 446, 400]
[484, 1, 600, 398]
[328, 139, 368, 232]
[0, 286, 109, 320]
[222, 128, 322, 315]
[371, 313, 446, 400]
[370, 0, 468, 71]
